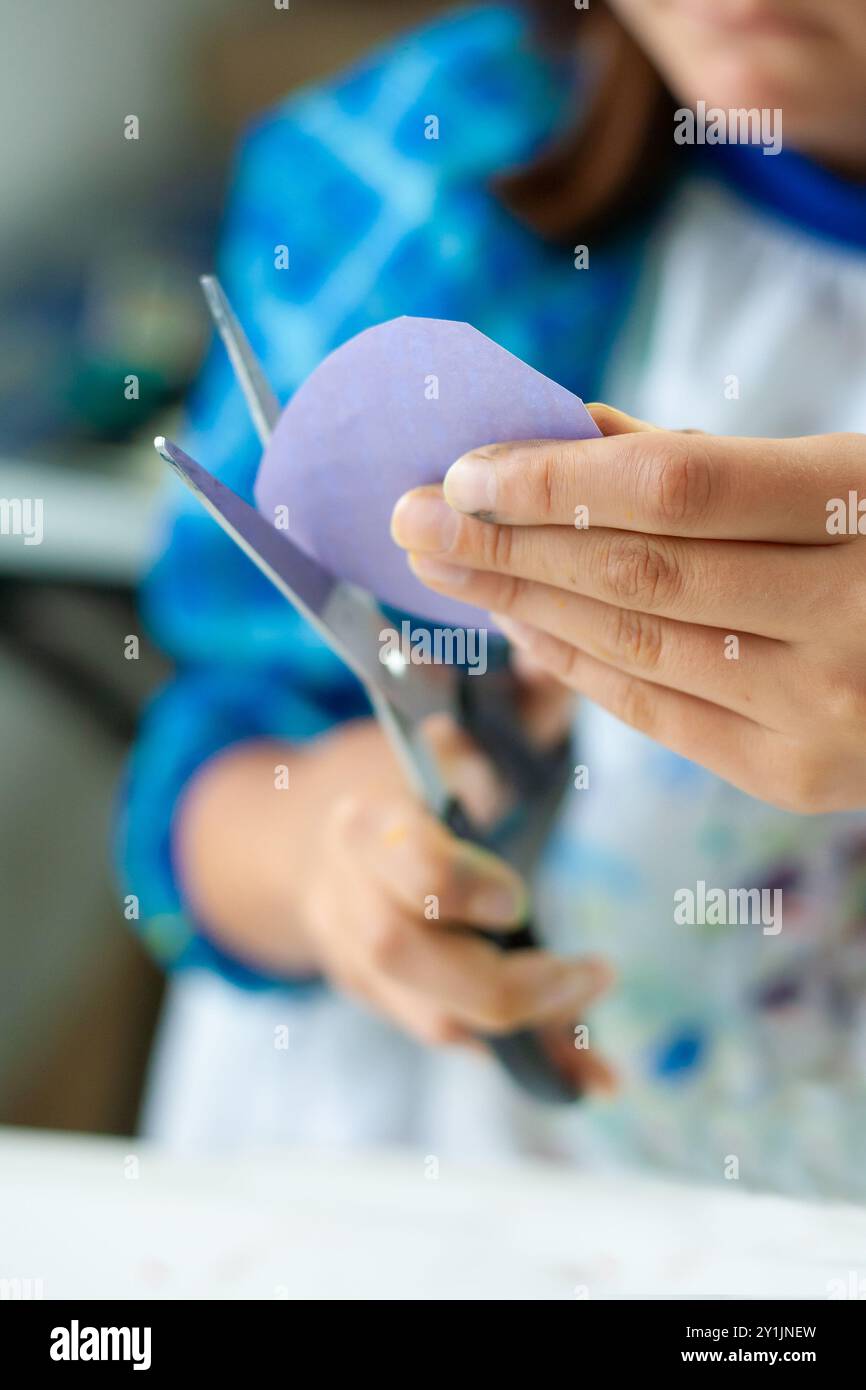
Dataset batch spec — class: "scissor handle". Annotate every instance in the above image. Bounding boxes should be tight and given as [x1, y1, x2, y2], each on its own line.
[456, 660, 566, 801]
[443, 797, 578, 1105]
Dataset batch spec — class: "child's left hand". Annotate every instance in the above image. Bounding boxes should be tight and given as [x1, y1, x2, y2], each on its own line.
[391, 411, 866, 815]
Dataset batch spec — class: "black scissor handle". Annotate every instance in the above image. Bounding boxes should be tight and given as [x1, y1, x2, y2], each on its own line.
[443, 797, 578, 1105]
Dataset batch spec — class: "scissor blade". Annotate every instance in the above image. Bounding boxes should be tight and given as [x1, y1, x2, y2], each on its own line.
[200, 275, 281, 447]
[157, 435, 336, 627]
[155, 437, 451, 731]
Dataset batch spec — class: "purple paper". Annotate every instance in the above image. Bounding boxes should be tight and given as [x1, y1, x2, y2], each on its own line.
[255, 317, 600, 628]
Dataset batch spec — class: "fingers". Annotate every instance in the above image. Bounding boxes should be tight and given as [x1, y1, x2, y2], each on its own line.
[488, 590, 792, 727]
[491, 617, 774, 800]
[351, 903, 613, 1034]
[331, 793, 527, 929]
[585, 403, 661, 436]
[398, 497, 835, 639]
[488, 586, 793, 727]
[353, 969, 474, 1048]
[315, 831, 614, 1050]
[436, 429, 864, 543]
[317, 915, 474, 1049]
[511, 652, 576, 745]
[315, 788, 616, 1090]
[332, 937, 615, 1092]
[420, 712, 508, 826]
[538, 1021, 618, 1096]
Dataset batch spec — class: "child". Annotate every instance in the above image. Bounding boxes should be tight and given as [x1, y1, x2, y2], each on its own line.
[122, 1, 866, 1197]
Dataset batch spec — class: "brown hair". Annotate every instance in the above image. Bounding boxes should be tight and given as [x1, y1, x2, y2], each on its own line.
[495, 1, 676, 243]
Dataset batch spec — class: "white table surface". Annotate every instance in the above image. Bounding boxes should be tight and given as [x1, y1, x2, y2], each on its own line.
[2, 1127, 864, 1300]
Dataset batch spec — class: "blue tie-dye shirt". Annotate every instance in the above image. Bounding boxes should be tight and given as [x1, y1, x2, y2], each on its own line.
[118, 4, 645, 984]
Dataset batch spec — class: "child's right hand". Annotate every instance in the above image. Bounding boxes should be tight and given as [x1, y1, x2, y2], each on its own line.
[178, 708, 615, 1093]
[304, 717, 613, 1061]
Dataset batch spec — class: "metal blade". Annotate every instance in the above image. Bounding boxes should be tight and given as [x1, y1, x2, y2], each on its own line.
[156, 435, 335, 619]
[155, 437, 452, 738]
[199, 275, 281, 447]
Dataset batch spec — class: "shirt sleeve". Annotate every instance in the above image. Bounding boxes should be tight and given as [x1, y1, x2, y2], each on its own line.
[117, 109, 372, 991]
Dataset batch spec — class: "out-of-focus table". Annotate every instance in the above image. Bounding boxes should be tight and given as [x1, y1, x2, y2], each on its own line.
[2, 1127, 864, 1300]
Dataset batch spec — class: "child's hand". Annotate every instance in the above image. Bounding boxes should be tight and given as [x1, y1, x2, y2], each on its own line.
[298, 717, 614, 1088]
[178, 707, 615, 1094]
[392, 414, 866, 814]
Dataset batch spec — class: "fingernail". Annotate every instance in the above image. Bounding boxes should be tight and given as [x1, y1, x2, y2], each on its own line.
[391, 491, 459, 551]
[468, 881, 525, 926]
[540, 959, 613, 1012]
[444, 451, 499, 516]
[408, 553, 471, 585]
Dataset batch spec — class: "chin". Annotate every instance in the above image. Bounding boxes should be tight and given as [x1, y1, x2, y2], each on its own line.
[674, 56, 804, 114]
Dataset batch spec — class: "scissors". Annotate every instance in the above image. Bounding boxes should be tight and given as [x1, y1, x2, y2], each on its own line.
[154, 275, 578, 1103]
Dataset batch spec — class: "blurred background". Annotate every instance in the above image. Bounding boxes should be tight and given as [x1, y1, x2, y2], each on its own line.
[0, 0, 451, 1137]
